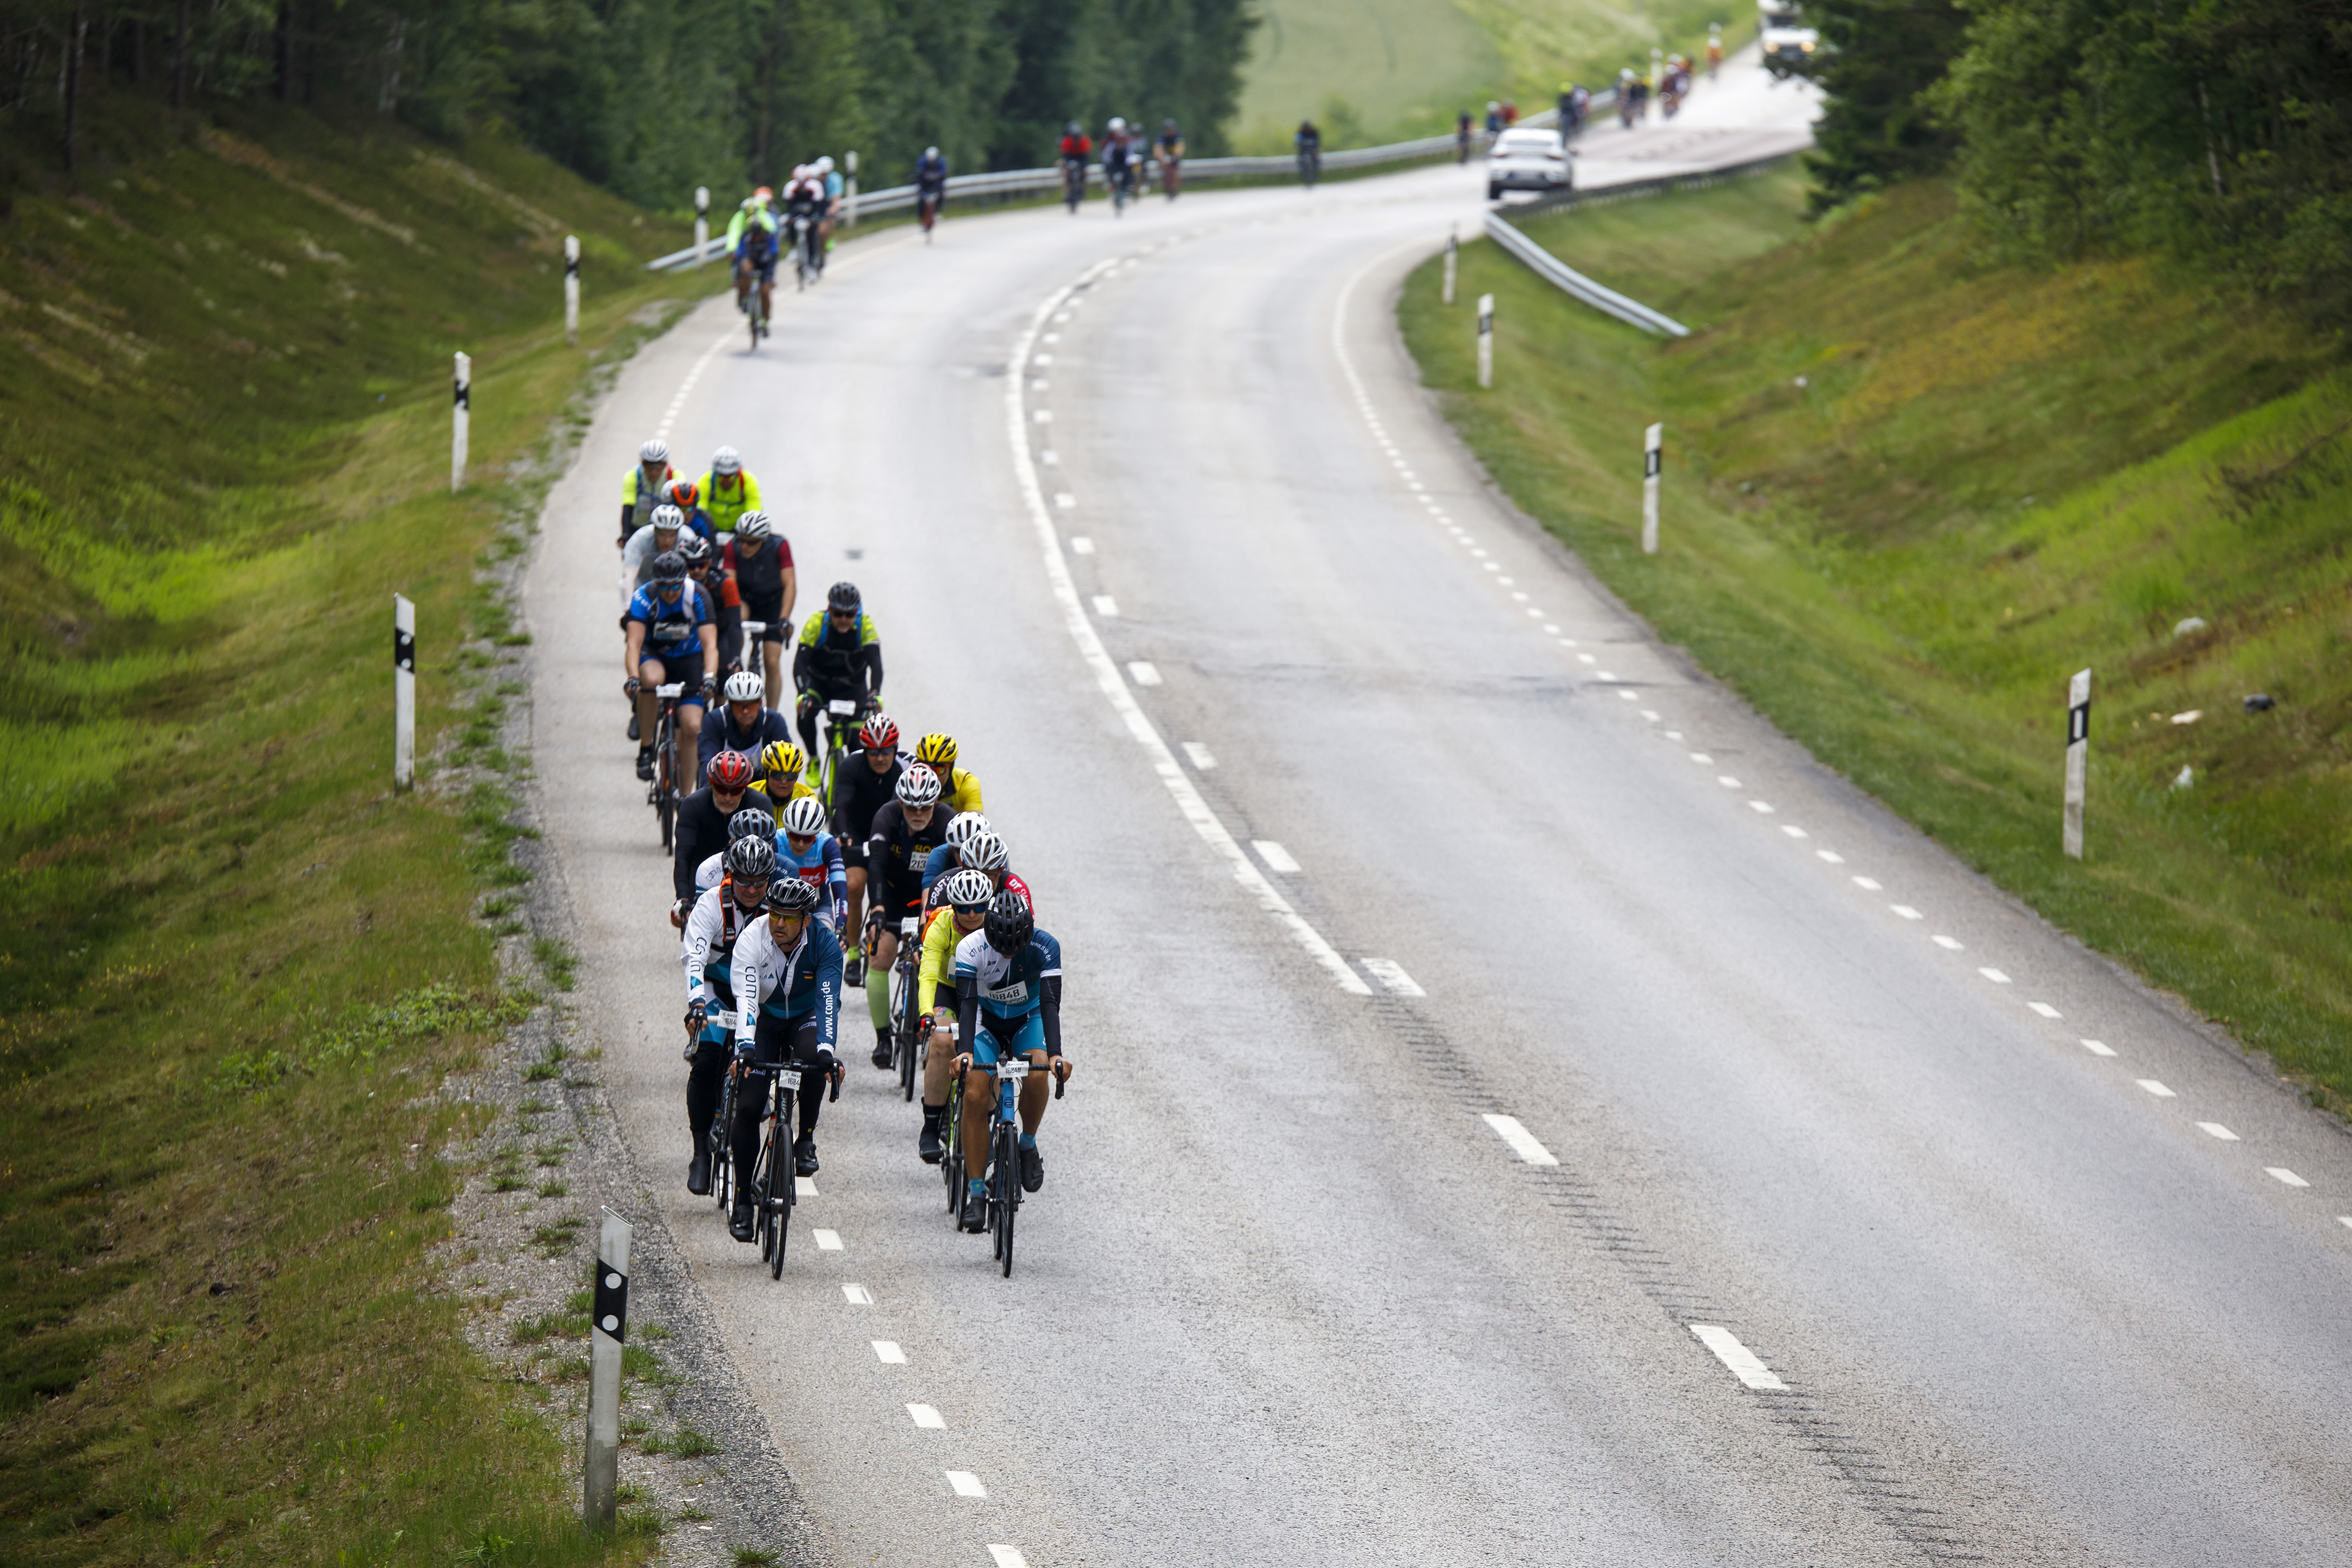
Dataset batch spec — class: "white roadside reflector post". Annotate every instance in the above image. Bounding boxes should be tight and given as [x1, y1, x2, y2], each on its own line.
[393, 594, 415, 791]
[1443, 225, 1458, 305]
[583, 1207, 632, 1529]
[693, 185, 709, 265]
[563, 234, 580, 346]
[1641, 422, 1662, 554]
[845, 150, 859, 226]
[451, 351, 469, 493]
[1476, 292, 1494, 389]
[2064, 667, 2091, 859]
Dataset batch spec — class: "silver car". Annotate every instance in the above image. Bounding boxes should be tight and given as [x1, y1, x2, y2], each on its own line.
[1486, 127, 1573, 200]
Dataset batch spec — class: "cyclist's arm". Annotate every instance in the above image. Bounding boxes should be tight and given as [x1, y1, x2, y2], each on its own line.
[623, 617, 649, 672]
[950, 769, 981, 812]
[1040, 974, 1063, 1057]
[733, 932, 769, 1057]
[791, 637, 814, 695]
[918, 910, 955, 1015]
[821, 839, 848, 927]
[683, 893, 721, 1001]
[955, 973, 981, 1050]
[812, 923, 844, 1057]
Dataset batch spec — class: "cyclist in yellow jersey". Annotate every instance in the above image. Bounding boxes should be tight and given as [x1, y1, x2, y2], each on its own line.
[915, 867, 994, 1163]
[913, 732, 983, 812]
[697, 445, 764, 535]
[757, 740, 820, 806]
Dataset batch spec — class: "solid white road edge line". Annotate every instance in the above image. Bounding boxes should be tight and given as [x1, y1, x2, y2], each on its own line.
[1482, 1113, 1559, 1166]
[1689, 1324, 1788, 1390]
[1008, 261, 1371, 996]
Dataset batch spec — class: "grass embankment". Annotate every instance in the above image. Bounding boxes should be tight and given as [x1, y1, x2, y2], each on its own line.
[0, 91, 708, 1562]
[1233, 0, 1746, 152]
[1403, 170, 2352, 1104]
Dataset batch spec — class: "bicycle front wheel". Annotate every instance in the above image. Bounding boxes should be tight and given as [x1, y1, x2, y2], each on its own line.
[768, 1087, 797, 1279]
[712, 1069, 737, 1213]
[942, 1077, 964, 1216]
[994, 1125, 1018, 1276]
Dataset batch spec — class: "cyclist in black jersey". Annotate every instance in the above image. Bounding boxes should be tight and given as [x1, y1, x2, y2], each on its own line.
[792, 581, 883, 760]
[857, 762, 956, 1068]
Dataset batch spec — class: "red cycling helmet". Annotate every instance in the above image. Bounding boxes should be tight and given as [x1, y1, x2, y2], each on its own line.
[859, 714, 899, 752]
[708, 750, 754, 791]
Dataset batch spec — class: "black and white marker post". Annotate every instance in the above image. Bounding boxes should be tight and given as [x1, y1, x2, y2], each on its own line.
[1476, 292, 1494, 389]
[451, 351, 470, 493]
[845, 150, 859, 226]
[2064, 667, 2091, 859]
[693, 186, 709, 266]
[1642, 422, 1663, 554]
[583, 1207, 632, 1529]
[393, 593, 415, 791]
[563, 234, 580, 346]
[1443, 225, 1458, 306]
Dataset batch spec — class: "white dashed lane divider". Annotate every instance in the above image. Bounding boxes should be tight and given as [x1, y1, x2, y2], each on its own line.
[1009, 259, 1371, 996]
[1690, 1325, 1788, 1391]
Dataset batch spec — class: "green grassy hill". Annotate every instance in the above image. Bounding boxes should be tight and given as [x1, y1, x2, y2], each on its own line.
[1, 92, 704, 1565]
[1401, 170, 2352, 1107]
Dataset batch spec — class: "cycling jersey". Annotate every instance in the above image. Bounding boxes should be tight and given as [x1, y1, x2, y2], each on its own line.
[731, 914, 844, 1059]
[1058, 135, 1092, 159]
[1157, 134, 1183, 159]
[916, 903, 969, 1015]
[725, 205, 777, 250]
[775, 830, 848, 929]
[727, 533, 794, 604]
[683, 878, 765, 1041]
[698, 704, 795, 782]
[866, 797, 959, 920]
[936, 765, 982, 814]
[620, 519, 713, 606]
[1103, 136, 1131, 172]
[794, 609, 882, 700]
[915, 155, 948, 194]
[833, 749, 906, 844]
[822, 171, 843, 205]
[626, 579, 715, 658]
[698, 468, 765, 535]
[953, 928, 1063, 1066]
[671, 783, 773, 903]
[620, 461, 675, 542]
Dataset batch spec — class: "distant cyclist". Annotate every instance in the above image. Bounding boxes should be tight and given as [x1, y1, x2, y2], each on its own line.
[915, 147, 948, 238]
[699, 671, 794, 783]
[677, 533, 740, 674]
[724, 510, 795, 707]
[781, 166, 825, 277]
[832, 713, 909, 984]
[1057, 121, 1092, 210]
[1102, 117, 1134, 210]
[814, 155, 844, 266]
[729, 194, 779, 331]
[792, 581, 882, 761]
[865, 764, 959, 1064]
[617, 501, 687, 613]
[682, 833, 774, 1195]
[1295, 119, 1322, 186]
[698, 447, 764, 537]
[686, 803, 777, 900]
[1154, 119, 1184, 199]
[727, 875, 844, 1220]
[620, 437, 676, 546]
[623, 549, 717, 781]
[951, 892, 1071, 1229]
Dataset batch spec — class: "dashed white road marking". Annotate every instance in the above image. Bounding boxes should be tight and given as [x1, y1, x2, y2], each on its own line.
[989, 1548, 1029, 1568]
[2028, 1002, 2062, 1018]
[1054, 492, 1076, 509]
[2268, 1168, 2310, 1188]
[907, 1404, 946, 1429]
[1252, 840, 1301, 873]
[1690, 752, 1713, 764]
[1816, 850, 1843, 864]
[2338, 1217, 2352, 1231]
[1780, 824, 1807, 838]
[1891, 905, 1922, 920]
[1482, 1113, 1559, 1166]
[1091, 595, 1120, 617]
[796, 1177, 818, 1198]
[2197, 1123, 2239, 1141]
[873, 1340, 906, 1363]
[1619, 689, 1641, 701]
[2138, 1080, 2176, 1098]
[843, 1284, 874, 1303]
[1067, 535, 1092, 554]
[1041, 449, 1060, 465]
[1932, 935, 1964, 951]
[1717, 775, 1742, 789]
[1126, 661, 1162, 687]
[1852, 876, 1882, 891]
[1595, 668, 1616, 679]
[2081, 1039, 2118, 1057]
[812, 1228, 843, 1251]
[1748, 800, 1775, 814]
[1690, 1325, 1787, 1390]
[947, 1471, 987, 1498]
[1361, 958, 1424, 996]
[1979, 968, 2012, 984]
[1181, 741, 1216, 770]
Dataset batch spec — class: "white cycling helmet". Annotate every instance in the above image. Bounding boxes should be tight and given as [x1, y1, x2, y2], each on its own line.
[792, 163, 811, 181]
[814, 155, 835, 174]
[735, 510, 773, 540]
[711, 445, 742, 476]
[944, 813, 991, 855]
[782, 795, 828, 837]
[896, 762, 942, 808]
[964, 830, 1008, 874]
[1108, 117, 1126, 132]
[925, 146, 940, 160]
[640, 438, 669, 464]
[650, 503, 684, 532]
[723, 670, 764, 705]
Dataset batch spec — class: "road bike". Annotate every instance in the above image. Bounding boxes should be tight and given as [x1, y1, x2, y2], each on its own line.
[940, 1048, 966, 1216]
[918, 191, 943, 241]
[639, 679, 686, 849]
[1297, 147, 1321, 187]
[887, 914, 922, 1101]
[975, 1055, 1066, 1277]
[787, 214, 821, 291]
[707, 1016, 740, 1214]
[814, 696, 863, 812]
[1061, 158, 1087, 213]
[741, 1053, 841, 1279]
[744, 272, 767, 349]
[1109, 162, 1133, 216]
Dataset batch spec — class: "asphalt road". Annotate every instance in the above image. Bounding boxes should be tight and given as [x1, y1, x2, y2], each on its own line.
[522, 64, 2352, 1568]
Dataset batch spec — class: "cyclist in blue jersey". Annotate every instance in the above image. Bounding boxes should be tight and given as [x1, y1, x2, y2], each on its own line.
[728, 877, 844, 1230]
[681, 835, 774, 1195]
[624, 550, 717, 781]
[951, 892, 1071, 1231]
[774, 795, 848, 933]
[735, 199, 780, 335]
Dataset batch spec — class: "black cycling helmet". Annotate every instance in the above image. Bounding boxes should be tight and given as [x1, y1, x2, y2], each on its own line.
[650, 550, 688, 584]
[724, 836, 777, 881]
[826, 581, 861, 613]
[764, 876, 819, 914]
[983, 890, 1033, 955]
[676, 532, 715, 566]
[726, 807, 776, 844]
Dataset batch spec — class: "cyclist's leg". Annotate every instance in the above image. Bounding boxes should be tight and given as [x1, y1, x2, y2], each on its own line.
[672, 669, 707, 763]
[843, 860, 868, 948]
[760, 626, 786, 708]
[634, 657, 666, 744]
[867, 922, 896, 1034]
[729, 1062, 770, 1207]
[687, 987, 733, 1146]
[959, 1022, 1004, 1183]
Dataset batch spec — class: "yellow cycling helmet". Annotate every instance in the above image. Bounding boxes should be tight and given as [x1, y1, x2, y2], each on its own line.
[915, 733, 958, 770]
[759, 740, 806, 778]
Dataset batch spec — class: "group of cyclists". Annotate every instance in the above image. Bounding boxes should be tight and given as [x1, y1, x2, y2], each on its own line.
[726, 158, 847, 333]
[610, 437, 1073, 1253]
[1057, 117, 1186, 211]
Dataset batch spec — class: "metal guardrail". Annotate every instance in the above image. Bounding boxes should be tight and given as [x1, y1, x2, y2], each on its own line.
[643, 96, 1616, 271]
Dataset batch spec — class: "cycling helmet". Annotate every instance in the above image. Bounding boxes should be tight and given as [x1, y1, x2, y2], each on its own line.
[925, 146, 940, 160]
[723, 670, 765, 705]
[815, 156, 835, 174]
[665, 478, 699, 509]
[1108, 116, 1126, 133]
[727, 807, 775, 843]
[826, 581, 861, 613]
[944, 812, 991, 855]
[753, 184, 774, 201]
[914, 733, 958, 771]
[640, 438, 670, 465]
[676, 533, 714, 567]
[740, 196, 761, 213]
[650, 503, 685, 533]
[649, 550, 688, 584]
[940, 867, 993, 911]
[859, 713, 899, 751]
[711, 445, 742, 476]
[896, 763, 942, 808]
[735, 510, 773, 540]
[764, 876, 818, 915]
[707, 750, 755, 792]
[983, 889, 1033, 954]
[791, 163, 811, 181]
[782, 795, 828, 837]
[964, 830, 1008, 874]
[724, 835, 777, 881]
[1163, 118, 1177, 132]
[758, 740, 805, 778]
[1066, 121, 1081, 137]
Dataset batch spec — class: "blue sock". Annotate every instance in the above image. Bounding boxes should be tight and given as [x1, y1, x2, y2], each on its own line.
[1018, 1133, 1037, 1149]
[967, 1176, 985, 1195]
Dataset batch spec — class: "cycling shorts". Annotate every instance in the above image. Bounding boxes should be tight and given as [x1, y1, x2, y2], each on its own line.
[969, 1010, 1046, 1068]
[748, 1012, 826, 1069]
[742, 590, 788, 644]
[644, 651, 709, 708]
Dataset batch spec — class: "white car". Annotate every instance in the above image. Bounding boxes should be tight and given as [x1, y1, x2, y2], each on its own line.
[1486, 128, 1573, 201]
[1759, 0, 1820, 68]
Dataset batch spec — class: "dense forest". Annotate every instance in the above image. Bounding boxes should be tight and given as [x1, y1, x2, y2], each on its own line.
[0, 0, 1253, 205]
[1790, 0, 2352, 315]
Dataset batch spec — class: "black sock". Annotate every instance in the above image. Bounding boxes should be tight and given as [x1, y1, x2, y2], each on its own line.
[922, 1104, 942, 1134]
